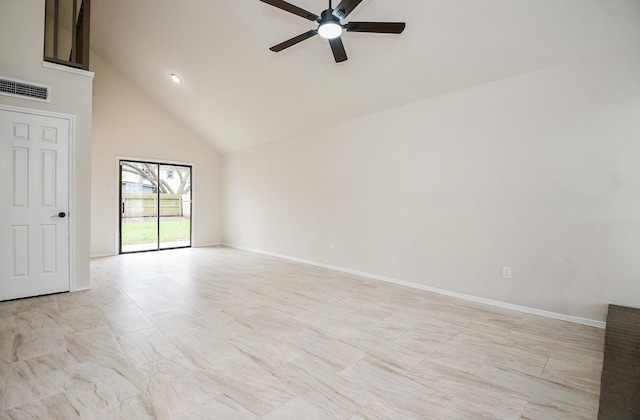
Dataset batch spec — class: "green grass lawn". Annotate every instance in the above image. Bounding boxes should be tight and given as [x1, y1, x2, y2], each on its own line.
[121, 218, 191, 245]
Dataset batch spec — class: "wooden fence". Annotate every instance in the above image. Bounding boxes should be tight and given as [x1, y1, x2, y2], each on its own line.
[122, 193, 184, 218]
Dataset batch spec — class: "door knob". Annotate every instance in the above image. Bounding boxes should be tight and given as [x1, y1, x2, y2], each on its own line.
[52, 212, 66, 218]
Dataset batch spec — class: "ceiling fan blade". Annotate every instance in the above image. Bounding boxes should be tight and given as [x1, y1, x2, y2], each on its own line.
[269, 30, 318, 52]
[346, 22, 406, 34]
[332, 0, 364, 19]
[260, 0, 319, 21]
[329, 37, 348, 63]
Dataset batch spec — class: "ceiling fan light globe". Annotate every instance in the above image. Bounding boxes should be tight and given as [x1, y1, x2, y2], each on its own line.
[318, 22, 343, 39]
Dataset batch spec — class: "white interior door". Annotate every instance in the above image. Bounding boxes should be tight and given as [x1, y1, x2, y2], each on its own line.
[0, 108, 70, 301]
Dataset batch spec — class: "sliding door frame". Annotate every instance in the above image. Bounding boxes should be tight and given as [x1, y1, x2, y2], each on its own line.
[116, 157, 194, 254]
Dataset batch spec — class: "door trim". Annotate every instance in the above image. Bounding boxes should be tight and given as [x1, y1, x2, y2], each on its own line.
[0, 104, 76, 293]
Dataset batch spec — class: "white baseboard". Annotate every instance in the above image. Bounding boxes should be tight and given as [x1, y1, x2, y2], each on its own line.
[90, 243, 222, 259]
[223, 243, 606, 329]
[90, 253, 117, 259]
[194, 242, 223, 248]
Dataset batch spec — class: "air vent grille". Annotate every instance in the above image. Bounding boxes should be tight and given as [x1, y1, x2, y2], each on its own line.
[0, 77, 50, 102]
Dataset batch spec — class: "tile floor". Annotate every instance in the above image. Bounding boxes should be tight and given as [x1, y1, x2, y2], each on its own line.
[0, 247, 604, 419]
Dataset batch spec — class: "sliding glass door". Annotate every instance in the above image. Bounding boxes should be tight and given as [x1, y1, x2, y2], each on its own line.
[119, 160, 192, 253]
[159, 164, 192, 249]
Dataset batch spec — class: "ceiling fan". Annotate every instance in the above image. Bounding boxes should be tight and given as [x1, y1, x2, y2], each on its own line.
[260, 0, 406, 63]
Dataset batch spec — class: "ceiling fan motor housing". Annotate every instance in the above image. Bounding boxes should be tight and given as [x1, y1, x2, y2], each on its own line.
[318, 9, 343, 39]
[320, 8, 340, 24]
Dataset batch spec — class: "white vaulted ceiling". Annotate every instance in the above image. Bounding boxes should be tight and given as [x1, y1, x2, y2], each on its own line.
[90, 0, 640, 153]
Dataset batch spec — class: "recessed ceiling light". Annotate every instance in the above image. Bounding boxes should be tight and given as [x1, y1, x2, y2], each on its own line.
[170, 74, 182, 84]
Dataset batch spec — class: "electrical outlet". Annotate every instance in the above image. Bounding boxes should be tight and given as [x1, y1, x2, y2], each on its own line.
[502, 266, 512, 280]
[330, 242, 335, 251]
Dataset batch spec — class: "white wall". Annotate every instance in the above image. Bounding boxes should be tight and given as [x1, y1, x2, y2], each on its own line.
[0, 0, 93, 291]
[223, 45, 640, 323]
[90, 53, 222, 257]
